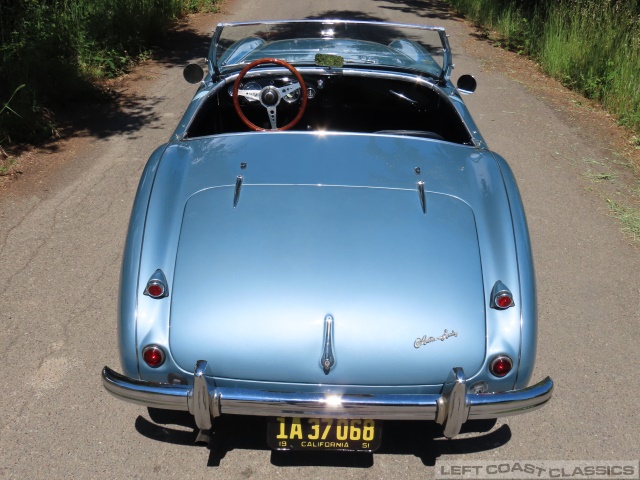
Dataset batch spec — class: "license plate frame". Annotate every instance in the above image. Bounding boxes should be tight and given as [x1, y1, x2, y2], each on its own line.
[267, 417, 383, 452]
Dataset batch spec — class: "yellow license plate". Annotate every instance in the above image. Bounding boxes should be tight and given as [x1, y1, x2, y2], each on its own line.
[267, 417, 382, 452]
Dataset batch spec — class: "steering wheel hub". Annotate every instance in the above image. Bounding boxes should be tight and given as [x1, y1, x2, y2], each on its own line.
[260, 86, 280, 107]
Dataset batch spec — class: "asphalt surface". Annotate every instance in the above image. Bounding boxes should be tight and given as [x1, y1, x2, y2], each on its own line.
[1, 0, 639, 478]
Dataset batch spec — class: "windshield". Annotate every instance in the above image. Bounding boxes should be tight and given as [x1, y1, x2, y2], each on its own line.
[211, 20, 451, 79]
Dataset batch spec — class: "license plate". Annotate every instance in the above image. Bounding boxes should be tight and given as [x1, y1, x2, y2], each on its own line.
[267, 417, 382, 452]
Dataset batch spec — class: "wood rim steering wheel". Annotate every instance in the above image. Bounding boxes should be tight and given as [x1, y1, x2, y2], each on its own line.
[232, 58, 307, 131]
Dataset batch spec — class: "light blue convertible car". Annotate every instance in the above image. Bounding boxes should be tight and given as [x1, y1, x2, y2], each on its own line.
[102, 19, 553, 451]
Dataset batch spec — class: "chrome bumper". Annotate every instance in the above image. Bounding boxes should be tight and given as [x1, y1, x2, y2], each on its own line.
[101, 361, 553, 439]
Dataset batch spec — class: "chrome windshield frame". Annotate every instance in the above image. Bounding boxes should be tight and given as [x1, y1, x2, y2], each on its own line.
[209, 19, 453, 81]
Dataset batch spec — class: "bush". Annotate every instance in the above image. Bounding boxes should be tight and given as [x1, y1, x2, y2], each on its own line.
[0, 0, 220, 145]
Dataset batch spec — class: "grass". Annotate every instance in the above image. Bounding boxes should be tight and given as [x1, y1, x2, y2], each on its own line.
[0, 157, 17, 176]
[0, 0, 221, 146]
[445, 0, 640, 134]
[584, 158, 605, 166]
[582, 169, 617, 183]
[607, 200, 640, 241]
[0, 140, 17, 176]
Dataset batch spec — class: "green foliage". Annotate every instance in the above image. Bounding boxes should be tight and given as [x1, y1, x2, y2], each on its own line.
[0, 156, 17, 176]
[0, 0, 221, 145]
[445, 0, 640, 134]
[607, 199, 640, 240]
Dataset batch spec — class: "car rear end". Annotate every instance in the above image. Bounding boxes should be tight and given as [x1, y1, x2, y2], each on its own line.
[104, 133, 552, 448]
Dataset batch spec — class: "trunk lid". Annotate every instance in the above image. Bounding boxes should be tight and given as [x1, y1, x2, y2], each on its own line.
[169, 182, 485, 386]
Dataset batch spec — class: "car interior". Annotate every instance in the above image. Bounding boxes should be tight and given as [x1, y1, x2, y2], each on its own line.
[184, 72, 474, 145]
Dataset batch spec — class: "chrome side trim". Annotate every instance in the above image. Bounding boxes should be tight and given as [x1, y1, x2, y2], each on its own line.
[233, 175, 243, 208]
[417, 180, 426, 214]
[102, 366, 553, 438]
[390, 90, 418, 106]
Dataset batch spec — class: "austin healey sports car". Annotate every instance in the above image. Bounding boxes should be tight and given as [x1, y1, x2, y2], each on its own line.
[102, 19, 553, 451]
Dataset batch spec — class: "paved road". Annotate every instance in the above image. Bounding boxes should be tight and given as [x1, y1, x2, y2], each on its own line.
[1, 0, 639, 478]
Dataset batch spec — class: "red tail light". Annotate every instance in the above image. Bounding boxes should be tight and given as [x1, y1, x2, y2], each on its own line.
[490, 356, 513, 377]
[490, 281, 514, 309]
[142, 345, 165, 368]
[143, 269, 169, 299]
[146, 282, 165, 298]
[495, 293, 514, 309]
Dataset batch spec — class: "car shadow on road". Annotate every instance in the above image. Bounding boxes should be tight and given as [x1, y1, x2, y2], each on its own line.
[136, 410, 510, 468]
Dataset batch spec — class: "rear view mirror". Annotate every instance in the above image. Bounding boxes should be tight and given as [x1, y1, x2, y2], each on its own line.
[456, 74, 477, 95]
[183, 63, 205, 84]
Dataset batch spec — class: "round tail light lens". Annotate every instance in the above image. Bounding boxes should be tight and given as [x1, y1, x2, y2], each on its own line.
[142, 345, 165, 368]
[146, 282, 165, 299]
[144, 270, 169, 299]
[494, 293, 513, 309]
[490, 356, 513, 377]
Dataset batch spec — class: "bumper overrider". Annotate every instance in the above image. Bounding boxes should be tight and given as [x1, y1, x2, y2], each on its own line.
[101, 361, 553, 439]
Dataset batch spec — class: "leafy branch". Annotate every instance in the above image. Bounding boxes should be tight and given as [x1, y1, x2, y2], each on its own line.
[0, 84, 26, 118]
